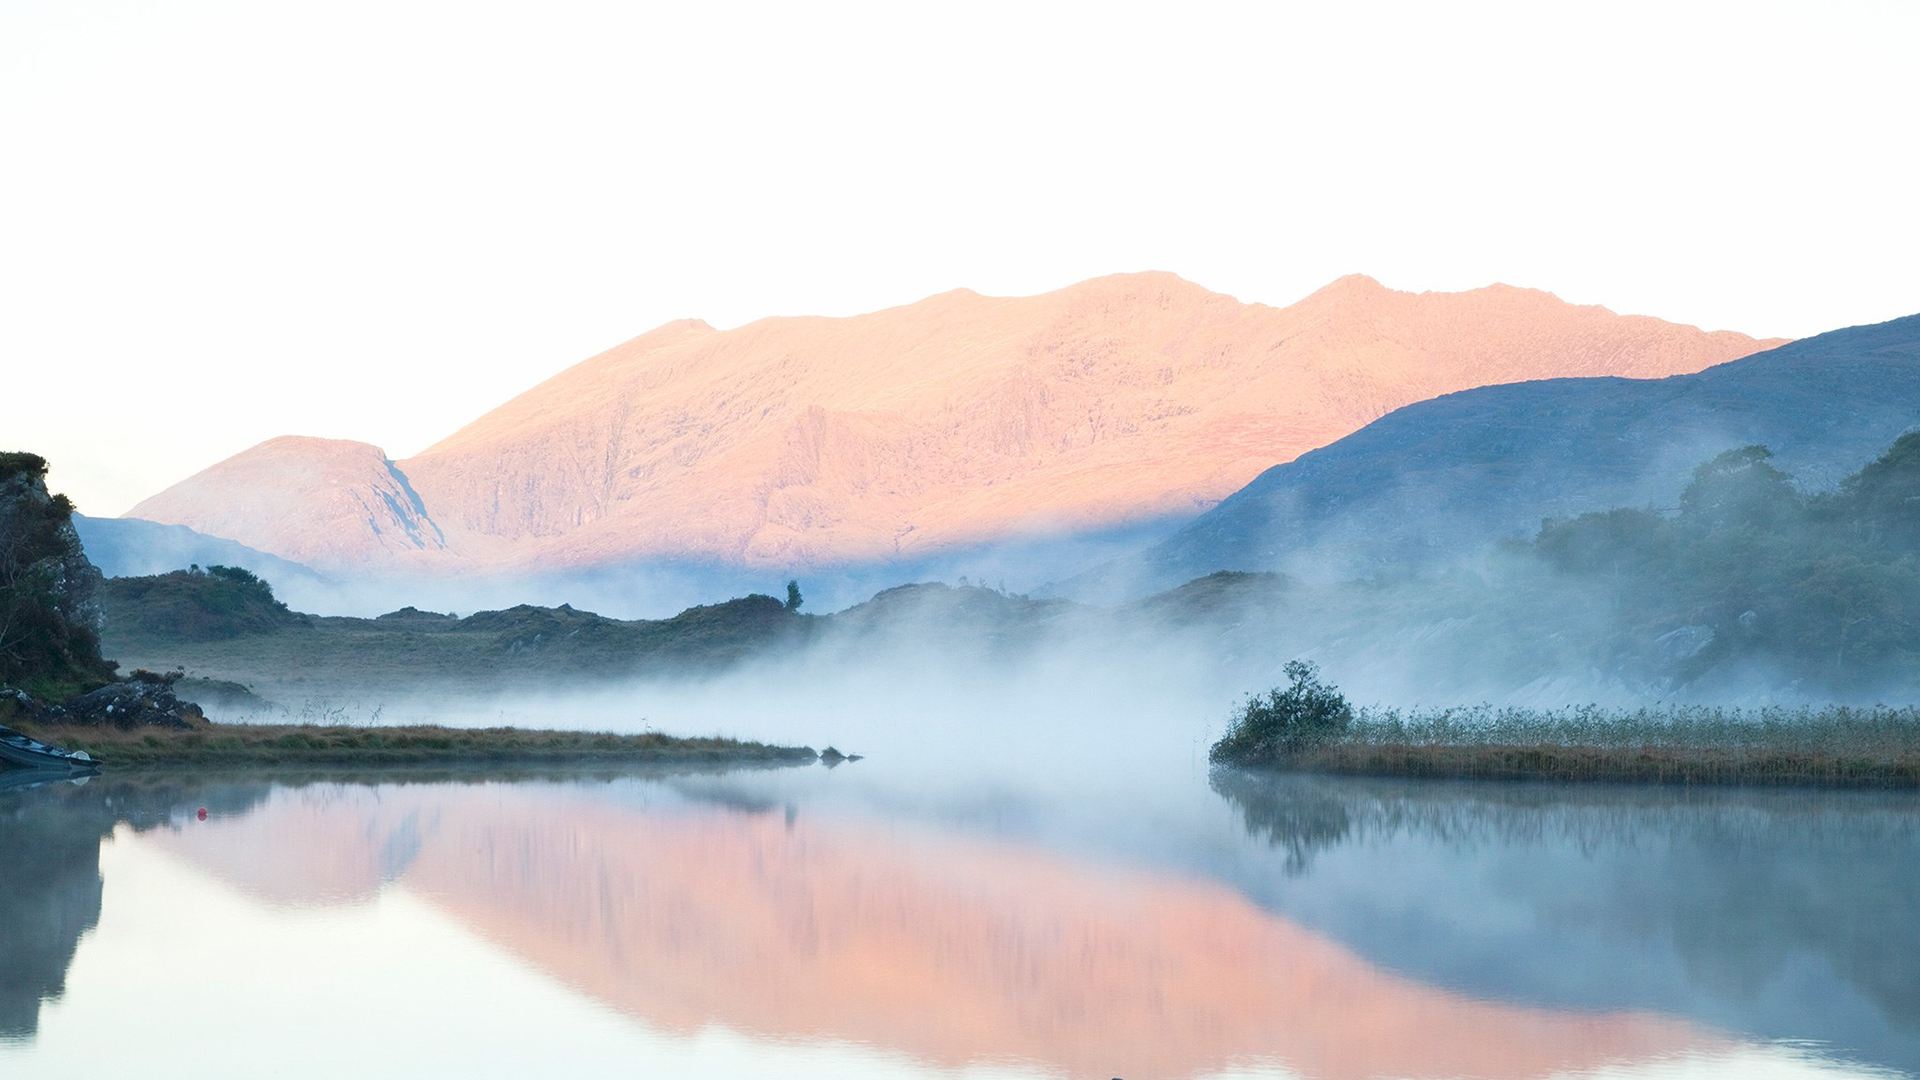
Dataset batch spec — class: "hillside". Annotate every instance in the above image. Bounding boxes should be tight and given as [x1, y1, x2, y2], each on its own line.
[125, 273, 1778, 575]
[73, 514, 333, 602]
[95, 568, 1111, 708]
[98, 576, 815, 702]
[1105, 313, 1920, 596]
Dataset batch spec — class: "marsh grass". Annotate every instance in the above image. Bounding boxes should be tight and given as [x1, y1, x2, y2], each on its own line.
[1344, 703, 1920, 752]
[1283, 704, 1920, 787]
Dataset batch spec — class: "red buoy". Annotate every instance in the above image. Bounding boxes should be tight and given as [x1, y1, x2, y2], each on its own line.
[196, 807, 207, 821]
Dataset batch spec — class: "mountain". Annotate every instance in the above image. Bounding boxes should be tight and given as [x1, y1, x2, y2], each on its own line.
[127, 273, 1780, 576]
[129, 436, 444, 569]
[1104, 313, 1920, 595]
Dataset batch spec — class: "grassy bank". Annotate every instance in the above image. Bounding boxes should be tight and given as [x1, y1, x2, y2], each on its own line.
[1255, 705, 1920, 789]
[12, 721, 818, 769]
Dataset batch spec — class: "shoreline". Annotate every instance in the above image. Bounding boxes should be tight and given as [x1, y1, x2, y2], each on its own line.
[1240, 743, 1920, 789]
[8, 721, 819, 770]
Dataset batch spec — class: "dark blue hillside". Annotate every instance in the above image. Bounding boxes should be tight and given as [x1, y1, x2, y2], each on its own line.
[1124, 312, 1920, 592]
[74, 514, 332, 593]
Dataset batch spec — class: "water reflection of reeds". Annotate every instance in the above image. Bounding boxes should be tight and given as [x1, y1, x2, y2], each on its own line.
[1211, 769, 1920, 865]
[1211, 769, 1920, 1061]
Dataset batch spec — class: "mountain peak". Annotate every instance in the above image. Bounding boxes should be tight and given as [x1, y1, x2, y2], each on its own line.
[1301, 273, 1570, 309]
[246, 434, 392, 460]
[1319, 272, 1390, 292]
[1059, 269, 1215, 298]
[129, 436, 443, 567]
[910, 271, 1215, 309]
[623, 317, 716, 348]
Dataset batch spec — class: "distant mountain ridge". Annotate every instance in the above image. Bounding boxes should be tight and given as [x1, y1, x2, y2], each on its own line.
[125, 272, 1781, 576]
[1097, 313, 1920, 596]
[72, 514, 333, 605]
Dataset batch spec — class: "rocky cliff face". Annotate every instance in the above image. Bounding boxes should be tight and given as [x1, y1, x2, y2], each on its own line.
[1, 453, 216, 725]
[123, 273, 1784, 573]
[0, 452, 115, 698]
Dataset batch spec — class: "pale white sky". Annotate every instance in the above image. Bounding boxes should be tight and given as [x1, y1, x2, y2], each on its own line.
[4, 0, 1917, 516]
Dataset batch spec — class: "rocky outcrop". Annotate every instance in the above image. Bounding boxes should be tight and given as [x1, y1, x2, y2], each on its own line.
[1, 454, 218, 735]
[0, 686, 60, 727]
[1, 676, 206, 732]
[0, 452, 116, 698]
[62, 673, 205, 730]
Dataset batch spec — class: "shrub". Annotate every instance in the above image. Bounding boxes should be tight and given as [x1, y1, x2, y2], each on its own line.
[0, 451, 50, 482]
[98, 565, 303, 641]
[1210, 660, 1353, 764]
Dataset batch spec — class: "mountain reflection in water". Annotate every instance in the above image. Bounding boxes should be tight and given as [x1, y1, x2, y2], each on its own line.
[1, 769, 1914, 1079]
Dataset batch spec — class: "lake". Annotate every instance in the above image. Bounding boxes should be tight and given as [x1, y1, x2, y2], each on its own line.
[1, 740, 1914, 1079]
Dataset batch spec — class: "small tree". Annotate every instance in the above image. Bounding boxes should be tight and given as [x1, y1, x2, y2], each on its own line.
[1679, 445, 1800, 530]
[1209, 660, 1353, 765]
[785, 579, 803, 612]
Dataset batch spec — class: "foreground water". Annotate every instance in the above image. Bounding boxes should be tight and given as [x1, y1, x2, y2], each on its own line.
[1, 744, 1914, 1080]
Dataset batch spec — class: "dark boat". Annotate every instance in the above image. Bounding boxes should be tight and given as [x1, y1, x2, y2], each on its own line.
[0, 724, 101, 772]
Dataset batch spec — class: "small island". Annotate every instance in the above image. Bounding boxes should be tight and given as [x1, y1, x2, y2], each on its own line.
[1210, 662, 1920, 789]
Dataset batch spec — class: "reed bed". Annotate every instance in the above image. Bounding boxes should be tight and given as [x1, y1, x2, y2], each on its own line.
[1293, 705, 1920, 788]
[1346, 704, 1920, 752]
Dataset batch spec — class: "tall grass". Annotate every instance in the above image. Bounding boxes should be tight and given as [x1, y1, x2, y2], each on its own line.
[1342, 703, 1920, 755]
[1230, 703, 1920, 788]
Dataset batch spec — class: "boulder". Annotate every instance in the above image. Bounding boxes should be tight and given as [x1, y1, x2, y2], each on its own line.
[0, 687, 61, 727]
[1653, 625, 1715, 664]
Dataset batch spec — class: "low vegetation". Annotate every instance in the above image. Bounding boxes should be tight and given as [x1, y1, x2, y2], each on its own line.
[12, 718, 818, 768]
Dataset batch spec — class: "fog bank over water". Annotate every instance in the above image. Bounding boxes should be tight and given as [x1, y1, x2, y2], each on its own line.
[213, 558, 1874, 770]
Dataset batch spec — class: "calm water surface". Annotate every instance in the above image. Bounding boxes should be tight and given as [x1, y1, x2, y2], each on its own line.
[0, 741, 1914, 1079]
